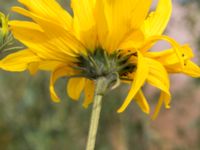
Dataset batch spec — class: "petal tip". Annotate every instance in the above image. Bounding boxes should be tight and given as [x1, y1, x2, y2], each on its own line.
[144, 109, 150, 114]
[83, 104, 89, 109]
[50, 87, 61, 103]
[51, 97, 61, 103]
[117, 108, 124, 113]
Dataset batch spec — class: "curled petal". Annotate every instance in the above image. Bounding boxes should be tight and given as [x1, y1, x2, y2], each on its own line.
[141, 35, 185, 69]
[50, 66, 74, 102]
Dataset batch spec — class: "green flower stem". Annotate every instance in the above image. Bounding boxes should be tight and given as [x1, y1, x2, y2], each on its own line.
[86, 77, 109, 150]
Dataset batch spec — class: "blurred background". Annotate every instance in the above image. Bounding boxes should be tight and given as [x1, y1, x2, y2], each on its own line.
[0, 0, 200, 150]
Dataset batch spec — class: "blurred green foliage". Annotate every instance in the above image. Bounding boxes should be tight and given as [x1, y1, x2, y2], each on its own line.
[0, 0, 200, 150]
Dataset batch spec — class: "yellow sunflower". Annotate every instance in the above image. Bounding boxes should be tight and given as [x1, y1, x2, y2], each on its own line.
[1, 0, 200, 118]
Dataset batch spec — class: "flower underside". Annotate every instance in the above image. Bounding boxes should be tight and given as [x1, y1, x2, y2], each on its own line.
[74, 48, 136, 80]
[1, 0, 200, 119]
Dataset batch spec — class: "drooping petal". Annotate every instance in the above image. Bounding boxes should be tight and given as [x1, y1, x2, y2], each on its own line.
[141, 35, 185, 68]
[118, 52, 149, 113]
[134, 90, 150, 114]
[182, 61, 200, 77]
[50, 66, 75, 102]
[151, 91, 170, 120]
[67, 77, 86, 100]
[145, 58, 171, 109]
[71, 0, 97, 49]
[0, 49, 40, 72]
[145, 44, 194, 66]
[166, 59, 200, 78]
[145, 44, 200, 77]
[141, 0, 172, 38]
[17, 0, 72, 29]
[83, 79, 95, 108]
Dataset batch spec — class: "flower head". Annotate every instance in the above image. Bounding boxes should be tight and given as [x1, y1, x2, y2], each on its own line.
[1, 0, 200, 118]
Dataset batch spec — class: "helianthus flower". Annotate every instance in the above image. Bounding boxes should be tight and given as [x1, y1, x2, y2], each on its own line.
[0, 0, 200, 119]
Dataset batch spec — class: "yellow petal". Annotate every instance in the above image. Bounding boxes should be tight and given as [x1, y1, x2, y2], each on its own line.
[95, 0, 152, 52]
[94, 0, 109, 49]
[11, 7, 86, 55]
[83, 79, 95, 108]
[151, 92, 170, 120]
[146, 58, 171, 109]
[141, 0, 172, 38]
[182, 60, 200, 78]
[145, 44, 194, 66]
[134, 90, 150, 114]
[9, 20, 43, 31]
[119, 30, 145, 50]
[50, 66, 74, 102]
[145, 44, 200, 78]
[28, 62, 39, 75]
[38, 60, 66, 71]
[163, 60, 200, 78]
[118, 52, 149, 113]
[17, 0, 72, 29]
[141, 35, 185, 68]
[9, 20, 80, 61]
[0, 49, 40, 72]
[67, 78, 86, 100]
[27, 60, 66, 75]
[130, 0, 153, 29]
[71, 0, 97, 49]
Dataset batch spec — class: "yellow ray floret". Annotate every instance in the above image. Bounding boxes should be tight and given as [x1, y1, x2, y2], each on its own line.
[117, 52, 149, 113]
[67, 77, 86, 100]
